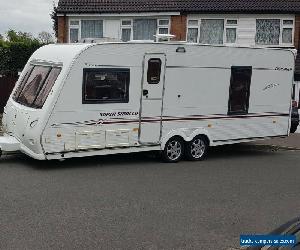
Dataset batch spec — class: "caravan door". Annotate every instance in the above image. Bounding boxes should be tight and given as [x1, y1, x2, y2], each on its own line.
[139, 53, 166, 144]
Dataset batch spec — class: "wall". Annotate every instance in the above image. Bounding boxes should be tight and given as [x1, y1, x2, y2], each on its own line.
[58, 16, 68, 43]
[59, 13, 297, 47]
[65, 15, 173, 43]
[294, 15, 300, 49]
[170, 15, 187, 41]
[0, 74, 18, 113]
[187, 14, 295, 47]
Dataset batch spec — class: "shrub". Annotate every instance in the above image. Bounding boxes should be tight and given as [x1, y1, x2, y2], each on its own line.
[0, 41, 42, 75]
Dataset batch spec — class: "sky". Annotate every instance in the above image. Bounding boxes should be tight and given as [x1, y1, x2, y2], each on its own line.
[0, 0, 58, 38]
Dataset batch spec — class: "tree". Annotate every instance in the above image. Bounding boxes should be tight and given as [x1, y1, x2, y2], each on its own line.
[0, 34, 3, 41]
[38, 31, 54, 44]
[6, 30, 38, 43]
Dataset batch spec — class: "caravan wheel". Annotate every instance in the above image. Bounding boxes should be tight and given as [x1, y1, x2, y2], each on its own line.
[162, 137, 184, 163]
[186, 136, 208, 161]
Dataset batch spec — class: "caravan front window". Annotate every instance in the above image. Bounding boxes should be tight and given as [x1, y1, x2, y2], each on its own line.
[16, 66, 51, 107]
[13, 65, 62, 108]
[13, 65, 34, 100]
[32, 67, 62, 108]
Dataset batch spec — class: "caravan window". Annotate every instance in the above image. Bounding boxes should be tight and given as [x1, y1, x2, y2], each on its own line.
[13, 65, 62, 108]
[13, 65, 34, 100]
[228, 66, 252, 115]
[147, 59, 162, 84]
[83, 68, 130, 104]
[16, 66, 51, 107]
[32, 67, 62, 108]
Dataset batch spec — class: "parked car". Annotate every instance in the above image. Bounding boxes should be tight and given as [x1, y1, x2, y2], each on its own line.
[245, 216, 300, 250]
[291, 100, 299, 133]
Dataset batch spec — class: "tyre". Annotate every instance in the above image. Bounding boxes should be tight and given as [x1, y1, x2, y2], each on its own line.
[162, 137, 184, 163]
[290, 124, 298, 133]
[185, 135, 208, 161]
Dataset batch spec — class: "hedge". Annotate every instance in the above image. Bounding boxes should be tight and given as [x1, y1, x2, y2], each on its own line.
[0, 41, 42, 75]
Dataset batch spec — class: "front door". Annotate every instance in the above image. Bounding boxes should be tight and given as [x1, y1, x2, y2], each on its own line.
[139, 53, 166, 144]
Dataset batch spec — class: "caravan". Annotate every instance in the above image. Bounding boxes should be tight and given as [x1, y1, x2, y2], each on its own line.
[0, 42, 295, 162]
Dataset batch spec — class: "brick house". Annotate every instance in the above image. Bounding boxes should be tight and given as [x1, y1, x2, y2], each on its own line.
[56, 0, 300, 79]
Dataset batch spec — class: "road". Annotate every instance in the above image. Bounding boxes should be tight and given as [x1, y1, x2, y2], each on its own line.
[0, 145, 300, 250]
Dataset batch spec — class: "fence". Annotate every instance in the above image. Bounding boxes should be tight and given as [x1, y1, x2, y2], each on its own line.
[0, 74, 18, 113]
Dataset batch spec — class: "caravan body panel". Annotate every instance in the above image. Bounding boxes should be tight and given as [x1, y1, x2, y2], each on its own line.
[1, 43, 295, 160]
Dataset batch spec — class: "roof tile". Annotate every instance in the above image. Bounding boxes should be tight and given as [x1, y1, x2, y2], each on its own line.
[57, 0, 300, 14]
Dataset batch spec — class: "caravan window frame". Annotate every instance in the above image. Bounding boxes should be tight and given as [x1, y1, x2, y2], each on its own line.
[82, 68, 130, 104]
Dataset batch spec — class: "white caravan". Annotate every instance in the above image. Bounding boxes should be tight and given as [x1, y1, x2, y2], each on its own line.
[0, 42, 295, 162]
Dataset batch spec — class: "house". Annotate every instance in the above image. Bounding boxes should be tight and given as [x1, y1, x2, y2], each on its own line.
[56, 0, 300, 78]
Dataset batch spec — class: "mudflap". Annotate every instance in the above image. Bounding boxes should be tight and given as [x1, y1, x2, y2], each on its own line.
[0, 135, 20, 156]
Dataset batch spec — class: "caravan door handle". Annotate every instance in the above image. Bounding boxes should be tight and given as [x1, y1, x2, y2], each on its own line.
[143, 89, 149, 96]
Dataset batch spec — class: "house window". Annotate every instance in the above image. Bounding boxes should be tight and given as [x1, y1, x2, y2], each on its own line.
[133, 19, 157, 41]
[228, 66, 252, 115]
[122, 18, 170, 42]
[225, 19, 238, 44]
[200, 19, 224, 44]
[70, 28, 79, 43]
[81, 20, 103, 39]
[69, 19, 103, 42]
[255, 19, 280, 45]
[69, 20, 80, 43]
[282, 20, 294, 44]
[147, 59, 162, 84]
[187, 20, 199, 43]
[70, 20, 79, 26]
[121, 20, 132, 42]
[187, 18, 235, 44]
[157, 19, 170, 41]
[83, 68, 130, 104]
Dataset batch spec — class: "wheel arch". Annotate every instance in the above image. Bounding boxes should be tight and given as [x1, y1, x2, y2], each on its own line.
[160, 128, 212, 150]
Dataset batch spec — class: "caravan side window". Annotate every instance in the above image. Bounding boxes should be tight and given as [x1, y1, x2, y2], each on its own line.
[147, 59, 162, 84]
[228, 66, 252, 115]
[83, 68, 130, 104]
